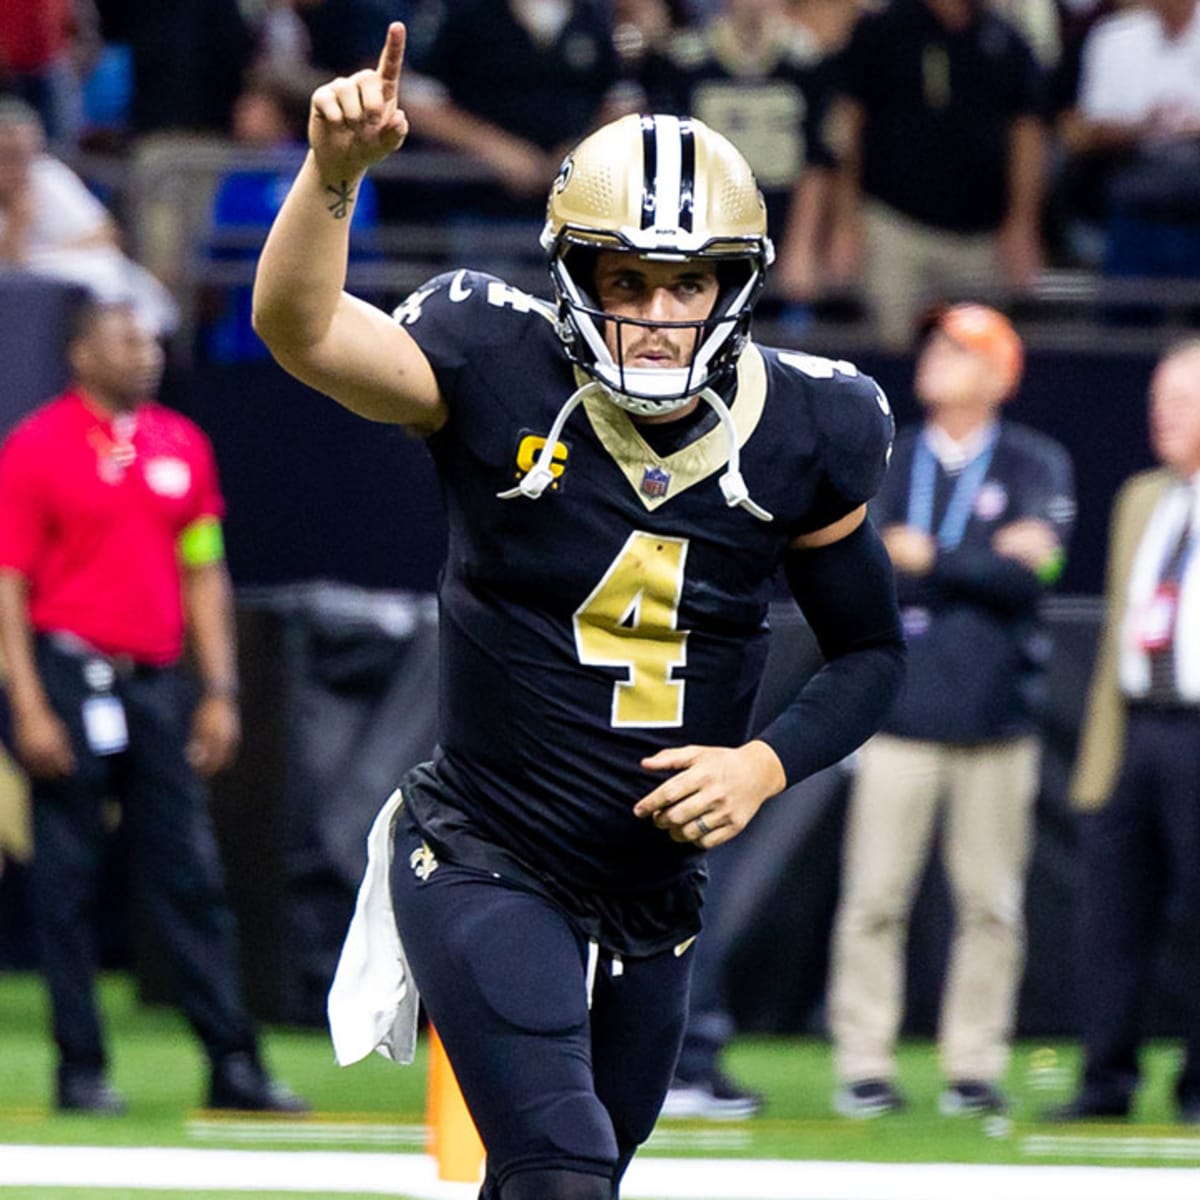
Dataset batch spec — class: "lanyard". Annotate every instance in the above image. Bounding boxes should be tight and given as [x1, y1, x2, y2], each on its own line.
[907, 426, 998, 551]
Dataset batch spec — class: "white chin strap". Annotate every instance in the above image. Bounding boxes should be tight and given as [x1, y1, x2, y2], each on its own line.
[496, 383, 773, 523]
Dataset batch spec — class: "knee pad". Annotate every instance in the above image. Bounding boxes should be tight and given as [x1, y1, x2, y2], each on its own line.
[501, 1167, 612, 1200]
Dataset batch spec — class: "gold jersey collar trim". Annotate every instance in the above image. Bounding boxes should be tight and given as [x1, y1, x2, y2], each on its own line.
[575, 344, 766, 511]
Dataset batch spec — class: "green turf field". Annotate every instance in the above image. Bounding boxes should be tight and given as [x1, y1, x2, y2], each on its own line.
[2, 969, 1199, 1197]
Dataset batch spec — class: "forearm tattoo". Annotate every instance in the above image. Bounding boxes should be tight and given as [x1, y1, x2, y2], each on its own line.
[325, 180, 355, 219]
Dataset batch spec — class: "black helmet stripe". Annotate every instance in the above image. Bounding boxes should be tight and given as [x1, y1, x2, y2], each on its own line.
[640, 115, 694, 232]
[640, 115, 658, 229]
[678, 118, 695, 233]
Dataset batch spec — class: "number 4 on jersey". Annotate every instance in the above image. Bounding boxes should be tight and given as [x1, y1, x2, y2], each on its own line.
[573, 531, 690, 728]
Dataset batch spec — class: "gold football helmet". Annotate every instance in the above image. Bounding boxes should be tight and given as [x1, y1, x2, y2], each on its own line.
[541, 113, 774, 416]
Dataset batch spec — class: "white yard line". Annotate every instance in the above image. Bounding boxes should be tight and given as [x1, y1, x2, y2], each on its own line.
[1022, 1134, 1200, 1161]
[2, 1146, 1200, 1199]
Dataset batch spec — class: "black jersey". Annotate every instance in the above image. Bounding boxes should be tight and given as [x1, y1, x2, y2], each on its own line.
[396, 270, 893, 897]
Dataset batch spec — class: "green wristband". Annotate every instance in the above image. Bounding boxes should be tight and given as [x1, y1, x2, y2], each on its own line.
[179, 516, 225, 567]
[1036, 547, 1065, 585]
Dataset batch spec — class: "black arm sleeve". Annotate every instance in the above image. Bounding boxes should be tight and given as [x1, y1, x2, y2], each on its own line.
[757, 520, 906, 786]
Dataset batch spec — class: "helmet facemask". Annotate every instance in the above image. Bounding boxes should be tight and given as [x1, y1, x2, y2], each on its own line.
[548, 244, 767, 417]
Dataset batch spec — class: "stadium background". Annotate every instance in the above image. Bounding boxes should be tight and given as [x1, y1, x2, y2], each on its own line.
[3, 1, 1200, 1195]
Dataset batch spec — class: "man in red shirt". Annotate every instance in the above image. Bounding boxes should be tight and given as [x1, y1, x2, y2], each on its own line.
[0, 299, 305, 1115]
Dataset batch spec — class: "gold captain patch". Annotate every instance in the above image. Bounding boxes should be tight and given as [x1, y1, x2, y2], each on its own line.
[514, 434, 569, 488]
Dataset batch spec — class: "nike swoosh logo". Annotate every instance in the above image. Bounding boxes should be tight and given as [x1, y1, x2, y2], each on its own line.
[674, 936, 696, 957]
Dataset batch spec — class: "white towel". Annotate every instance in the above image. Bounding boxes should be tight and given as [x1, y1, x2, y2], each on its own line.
[327, 788, 419, 1066]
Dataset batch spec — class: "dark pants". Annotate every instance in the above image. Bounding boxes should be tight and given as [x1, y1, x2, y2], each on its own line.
[1078, 708, 1200, 1108]
[673, 836, 743, 1081]
[391, 807, 691, 1197]
[29, 637, 256, 1072]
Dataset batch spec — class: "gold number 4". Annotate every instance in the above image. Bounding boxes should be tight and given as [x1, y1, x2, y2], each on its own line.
[573, 531, 690, 727]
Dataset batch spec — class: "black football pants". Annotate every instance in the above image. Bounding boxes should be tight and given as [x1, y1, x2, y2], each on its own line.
[29, 636, 257, 1073]
[390, 805, 692, 1198]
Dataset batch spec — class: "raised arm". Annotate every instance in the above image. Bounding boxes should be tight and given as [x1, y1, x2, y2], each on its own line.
[252, 23, 447, 433]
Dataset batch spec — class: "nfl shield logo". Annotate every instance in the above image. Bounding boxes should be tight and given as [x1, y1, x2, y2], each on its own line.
[641, 465, 671, 498]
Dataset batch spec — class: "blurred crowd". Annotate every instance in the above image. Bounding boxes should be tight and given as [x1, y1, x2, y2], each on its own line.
[2, 0, 1199, 347]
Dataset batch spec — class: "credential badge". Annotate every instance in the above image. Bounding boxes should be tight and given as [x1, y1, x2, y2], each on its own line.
[144, 456, 191, 499]
[974, 481, 1008, 521]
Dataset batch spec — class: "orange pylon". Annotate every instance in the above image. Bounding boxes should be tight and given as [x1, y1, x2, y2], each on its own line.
[426, 1026, 485, 1183]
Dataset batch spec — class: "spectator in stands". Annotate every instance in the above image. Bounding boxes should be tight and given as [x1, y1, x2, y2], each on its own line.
[0, 297, 307, 1116]
[1058, 0, 1200, 282]
[1047, 339, 1200, 1125]
[639, 0, 837, 270]
[1042, 0, 1116, 268]
[239, 0, 315, 72]
[0, 0, 99, 146]
[126, 0, 253, 136]
[293, 0, 413, 75]
[785, 0, 861, 58]
[828, 304, 1075, 1117]
[0, 96, 176, 333]
[612, 0, 695, 71]
[401, 0, 624, 215]
[800, 0, 1047, 349]
[989, 0, 1061, 70]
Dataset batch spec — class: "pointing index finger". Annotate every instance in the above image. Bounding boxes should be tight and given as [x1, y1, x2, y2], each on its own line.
[377, 21, 406, 98]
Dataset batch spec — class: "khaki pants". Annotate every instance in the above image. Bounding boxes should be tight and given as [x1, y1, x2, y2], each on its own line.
[863, 201, 998, 351]
[828, 733, 1040, 1084]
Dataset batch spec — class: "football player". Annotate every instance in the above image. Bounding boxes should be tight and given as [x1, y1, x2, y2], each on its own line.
[254, 23, 905, 1200]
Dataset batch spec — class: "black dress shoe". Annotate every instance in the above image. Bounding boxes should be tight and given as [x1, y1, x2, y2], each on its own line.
[57, 1069, 128, 1115]
[208, 1051, 309, 1113]
[1042, 1094, 1130, 1122]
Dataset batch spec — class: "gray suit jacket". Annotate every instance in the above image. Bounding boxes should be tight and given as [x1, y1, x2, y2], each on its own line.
[1070, 468, 1174, 810]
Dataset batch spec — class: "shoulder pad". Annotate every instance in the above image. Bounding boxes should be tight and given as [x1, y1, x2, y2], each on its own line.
[771, 348, 894, 506]
[392, 270, 555, 338]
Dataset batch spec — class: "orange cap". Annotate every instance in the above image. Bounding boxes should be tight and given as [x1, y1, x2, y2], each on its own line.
[930, 303, 1024, 395]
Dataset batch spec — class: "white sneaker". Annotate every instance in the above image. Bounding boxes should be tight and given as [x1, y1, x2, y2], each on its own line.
[660, 1071, 764, 1120]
